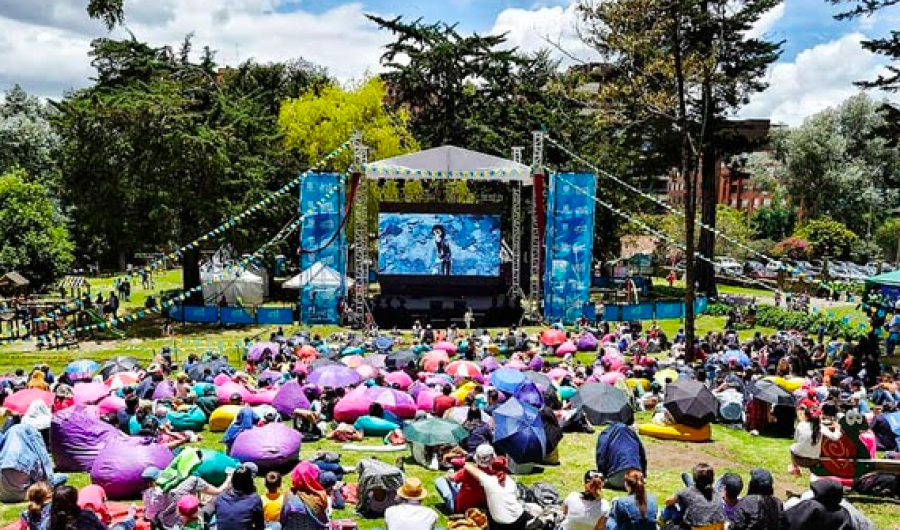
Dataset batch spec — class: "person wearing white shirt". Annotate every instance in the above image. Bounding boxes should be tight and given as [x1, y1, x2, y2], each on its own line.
[384, 478, 438, 530]
[789, 407, 842, 476]
[560, 470, 610, 530]
[463, 458, 527, 530]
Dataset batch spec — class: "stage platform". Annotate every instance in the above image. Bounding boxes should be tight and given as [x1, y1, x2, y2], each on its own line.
[370, 294, 523, 328]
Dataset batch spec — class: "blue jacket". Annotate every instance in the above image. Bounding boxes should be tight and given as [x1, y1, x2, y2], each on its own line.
[596, 422, 647, 478]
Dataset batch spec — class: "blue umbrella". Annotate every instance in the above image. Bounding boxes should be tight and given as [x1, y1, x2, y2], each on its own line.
[374, 336, 394, 351]
[514, 380, 544, 409]
[493, 398, 546, 464]
[490, 368, 526, 394]
[722, 350, 750, 368]
[65, 359, 99, 381]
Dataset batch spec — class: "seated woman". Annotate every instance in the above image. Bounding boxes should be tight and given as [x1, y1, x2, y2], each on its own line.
[559, 470, 609, 530]
[664, 463, 726, 530]
[607, 470, 658, 530]
[280, 462, 330, 530]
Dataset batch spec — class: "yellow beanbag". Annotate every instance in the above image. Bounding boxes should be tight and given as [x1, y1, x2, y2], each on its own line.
[452, 382, 477, 404]
[626, 378, 650, 391]
[766, 376, 803, 393]
[637, 422, 712, 442]
[209, 405, 242, 432]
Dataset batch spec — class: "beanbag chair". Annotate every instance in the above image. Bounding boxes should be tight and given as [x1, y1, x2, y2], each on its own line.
[637, 422, 711, 442]
[217, 381, 251, 404]
[272, 380, 311, 418]
[97, 396, 126, 416]
[51, 405, 127, 472]
[556, 341, 577, 356]
[73, 382, 110, 405]
[213, 373, 231, 386]
[558, 386, 577, 401]
[353, 415, 399, 437]
[193, 382, 215, 397]
[91, 439, 174, 500]
[626, 378, 650, 391]
[342, 346, 365, 357]
[209, 405, 242, 432]
[166, 406, 207, 432]
[767, 376, 804, 393]
[195, 449, 238, 487]
[244, 388, 278, 406]
[230, 423, 301, 472]
[151, 380, 176, 400]
[577, 333, 599, 352]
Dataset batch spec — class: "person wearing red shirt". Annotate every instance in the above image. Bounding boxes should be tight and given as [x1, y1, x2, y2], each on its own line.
[432, 385, 457, 418]
[435, 444, 495, 513]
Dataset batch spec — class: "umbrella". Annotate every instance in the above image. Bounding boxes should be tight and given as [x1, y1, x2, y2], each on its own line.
[422, 350, 451, 373]
[514, 380, 544, 409]
[365, 387, 416, 416]
[749, 379, 795, 407]
[99, 356, 141, 379]
[403, 418, 468, 446]
[524, 371, 552, 391]
[571, 383, 634, 426]
[433, 341, 458, 354]
[308, 365, 361, 388]
[654, 368, 680, 386]
[247, 342, 278, 362]
[493, 398, 546, 464]
[365, 354, 387, 369]
[5, 388, 53, 414]
[600, 372, 626, 385]
[341, 355, 366, 369]
[547, 368, 570, 381]
[722, 350, 751, 368]
[355, 364, 380, 380]
[65, 359, 99, 381]
[541, 329, 566, 346]
[446, 361, 482, 380]
[490, 368, 526, 394]
[187, 359, 231, 381]
[297, 345, 318, 361]
[506, 359, 528, 371]
[664, 379, 718, 428]
[106, 371, 139, 391]
[481, 357, 501, 373]
[446, 406, 491, 424]
[386, 350, 417, 371]
[416, 389, 439, 411]
[384, 371, 413, 390]
[374, 336, 394, 351]
[73, 382, 110, 405]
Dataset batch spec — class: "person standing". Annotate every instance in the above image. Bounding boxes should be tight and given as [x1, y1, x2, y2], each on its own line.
[464, 307, 474, 331]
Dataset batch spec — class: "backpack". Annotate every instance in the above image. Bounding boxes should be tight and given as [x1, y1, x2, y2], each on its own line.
[529, 482, 562, 508]
[854, 472, 900, 498]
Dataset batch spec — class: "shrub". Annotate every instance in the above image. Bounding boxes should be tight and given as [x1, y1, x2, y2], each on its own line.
[772, 236, 811, 260]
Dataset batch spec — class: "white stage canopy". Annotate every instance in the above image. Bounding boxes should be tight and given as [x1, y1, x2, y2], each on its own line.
[364, 145, 532, 184]
[283, 262, 353, 290]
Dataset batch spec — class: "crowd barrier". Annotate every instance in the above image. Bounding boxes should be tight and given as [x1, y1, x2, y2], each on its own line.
[582, 297, 708, 321]
[168, 305, 294, 325]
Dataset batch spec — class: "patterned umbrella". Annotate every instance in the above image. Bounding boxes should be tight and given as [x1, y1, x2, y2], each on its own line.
[65, 359, 99, 381]
[445, 361, 482, 380]
[99, 357, 141, 379]
[106, 371, 139, 391]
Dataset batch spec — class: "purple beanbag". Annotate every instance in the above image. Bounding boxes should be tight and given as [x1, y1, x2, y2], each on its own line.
[577, 333, 599, 352]
[90, 439, 173, 499]
[230, 423, 301, 472]
[50, 405, 126, 472]
[272, 380, 310, 418]
[152, 380, 176, 400]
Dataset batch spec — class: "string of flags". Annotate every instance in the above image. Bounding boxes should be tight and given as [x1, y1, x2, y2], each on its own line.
[364, 166, 527, 179]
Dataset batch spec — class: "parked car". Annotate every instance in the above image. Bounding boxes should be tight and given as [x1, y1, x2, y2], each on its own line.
[714, 257, 743, 277]
[765, 260, 785, 275]
[745, 260, 777, 279]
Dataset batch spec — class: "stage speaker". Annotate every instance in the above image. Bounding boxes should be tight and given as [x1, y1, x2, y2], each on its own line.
[453, 301, 467, 312]
[430, 300, 444, 312]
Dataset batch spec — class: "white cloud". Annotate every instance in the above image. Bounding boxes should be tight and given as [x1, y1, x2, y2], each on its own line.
[747, 3, 785, 39]
[0, 0, 389, 98]
[489, 2, 598, 64]
[739, 32, 896, 126]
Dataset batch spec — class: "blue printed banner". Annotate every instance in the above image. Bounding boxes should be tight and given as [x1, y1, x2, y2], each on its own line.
[299, 173, 346, 324]
[221, 307, 255, 325]
[543, 173, 596, 323]
[622, 303, 654, 321]
[182, 306, 219, 323]
[258, 307, 294, 325]
[655, 302, 684, 320]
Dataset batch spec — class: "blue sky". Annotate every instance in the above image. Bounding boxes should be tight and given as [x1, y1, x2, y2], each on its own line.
[0, 0, 895, 125]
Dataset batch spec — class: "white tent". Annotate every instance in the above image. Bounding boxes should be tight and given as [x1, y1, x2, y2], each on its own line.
[364, 145, 532, 184]
[201, 268, 266, 305]
[283, 262, 353, 290]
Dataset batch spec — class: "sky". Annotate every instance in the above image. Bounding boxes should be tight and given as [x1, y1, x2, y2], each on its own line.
[0, 0, 898, 126]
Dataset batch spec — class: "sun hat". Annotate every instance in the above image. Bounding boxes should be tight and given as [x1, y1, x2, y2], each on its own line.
[397, 477, 428, 501]
[141, 466, 161, 480]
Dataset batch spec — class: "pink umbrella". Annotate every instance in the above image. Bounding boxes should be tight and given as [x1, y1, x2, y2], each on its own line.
[600, 371, 626, 385]
[446, 361, 481, 378]
[5, 389, 52, 414]
[481, 357, 501, 373]
[97, 395, 126, 415]
[433, 341, 458, 354]
[73, 382, 110, 405]
[247, 342, 279, 362]
[342, 355, 365, 369]
[547, 368, 571, 380]
[384, 371, 413, 390]
[426, 374, 453, 387]
[506, 359, 528, 371]
[105, 371, 139, 391]
[365, 387, 417, 419]
[416, 389, 440, 412]
[213, 373, 231, 386]
[541, 329, 566, 346]
[422, 350, 451, 373]
[355, 364, 380, 380]
[297, 345, 318, 361]
[556, 341, 577, 356]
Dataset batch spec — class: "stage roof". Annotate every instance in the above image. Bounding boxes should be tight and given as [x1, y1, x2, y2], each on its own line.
[364, 145, 532, 184]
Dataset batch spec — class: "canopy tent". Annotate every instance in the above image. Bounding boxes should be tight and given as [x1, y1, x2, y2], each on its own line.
[865, 269, 900, 302]
[201, 266, 267, 306]
[282, 262, 353, 290]
[364, 145, 532, 184]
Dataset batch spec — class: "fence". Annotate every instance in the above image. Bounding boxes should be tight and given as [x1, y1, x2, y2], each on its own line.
[168, 305, 294, 325]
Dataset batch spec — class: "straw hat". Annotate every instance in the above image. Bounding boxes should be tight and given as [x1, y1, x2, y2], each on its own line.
[397, 477, 428, 501]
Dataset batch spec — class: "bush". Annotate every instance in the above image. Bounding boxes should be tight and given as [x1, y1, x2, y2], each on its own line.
[753, 305, 867, 340]
[795, 218, 858, 259]
[773, 236, 811, 260]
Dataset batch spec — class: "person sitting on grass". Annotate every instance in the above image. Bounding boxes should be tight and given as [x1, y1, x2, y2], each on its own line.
[559, 470, 609, 530]
[607, 470, 658, 530]
[731, 469, 782, 530]
[664, 463, 726, 530]
[19, 482, 52, 530]
[385, 478, 438, 530]
[280, 461, 330, 530]
[261, 471, 284, 530]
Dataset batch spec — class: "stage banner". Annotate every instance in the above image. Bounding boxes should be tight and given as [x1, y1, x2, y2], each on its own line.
[181, 306, 219, 323]
[299, 173, 346, 324]
[543, 173, 596, 323]
[656, 302, 684, 319]
[622, 303, 654, 321]
[220, 307, 255, 325]
[258, 307, 294, 325]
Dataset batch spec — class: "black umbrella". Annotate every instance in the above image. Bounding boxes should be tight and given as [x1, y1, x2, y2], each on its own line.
[749, 379, 795, 407]
[571, 383, 634, 426]
[99, 356, 141, 379]
[188, 358, 232, 381]
[664, 379, 718, 428]
[524, 371, 553, 391]
[386, 350, 417, 370]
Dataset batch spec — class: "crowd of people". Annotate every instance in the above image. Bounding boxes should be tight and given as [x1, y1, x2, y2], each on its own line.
[0, 312, 898, 530]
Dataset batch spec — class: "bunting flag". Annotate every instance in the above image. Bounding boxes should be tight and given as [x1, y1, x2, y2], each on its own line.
[364, 166, 526, 179]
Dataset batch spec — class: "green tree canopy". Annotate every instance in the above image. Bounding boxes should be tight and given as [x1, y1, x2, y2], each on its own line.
[0, 169, 73, 289]
[0, 85, 59, 189]
[795, 217, 858, 258]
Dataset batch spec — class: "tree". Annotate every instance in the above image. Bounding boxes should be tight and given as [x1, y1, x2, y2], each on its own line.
[87, 0, 125, 30]
[795, 217, 858, 258]
[751, 203, 796, 240]
[0, 169, 74, 289]
[577, 0, 783, 355]
[0, 85, 60, 189]
[875, 218, 900, 261]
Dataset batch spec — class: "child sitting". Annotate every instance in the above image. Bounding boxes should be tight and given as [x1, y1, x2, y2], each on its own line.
[262, 471, 285, 529]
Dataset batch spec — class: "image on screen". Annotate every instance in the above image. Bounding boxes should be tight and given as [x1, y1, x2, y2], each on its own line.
[378, 213, 501, 276]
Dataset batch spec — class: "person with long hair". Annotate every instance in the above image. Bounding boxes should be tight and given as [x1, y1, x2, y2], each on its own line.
[19, 482, 52, 530]
[607, 470, 658, 530]
[732, 469, 783, 530]
[214, 464, 264, 530]
[559, 470, 609, 530]
[665, 463, 726, 530]
[280, 461, 330, 530]
[48, 485, 105, 530]
[789, 407, 841, 476]
[462, 457, 527, 530]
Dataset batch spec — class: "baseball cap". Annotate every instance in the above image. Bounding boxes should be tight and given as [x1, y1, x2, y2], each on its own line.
[474, 444, 495, 467]
[141, 466, 161, 480]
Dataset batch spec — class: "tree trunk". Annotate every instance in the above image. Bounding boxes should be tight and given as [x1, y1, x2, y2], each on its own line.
[697, 140, 718, 297]
[182, 246, 203, 305]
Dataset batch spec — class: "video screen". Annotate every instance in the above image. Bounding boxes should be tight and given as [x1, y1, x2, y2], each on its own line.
[378, 212, 501, 277]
